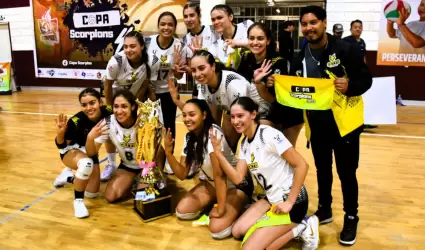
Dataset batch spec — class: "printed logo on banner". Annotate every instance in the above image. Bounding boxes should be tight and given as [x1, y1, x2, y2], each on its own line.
[47, 70, 55, 76]
[37, 69, 43, 76]
[63, 1, 136, 57]
[33, 0, 186, 79]
[81, 72, 86, 77]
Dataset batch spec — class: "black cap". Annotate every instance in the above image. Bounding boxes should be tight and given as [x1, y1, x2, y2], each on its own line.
[333, 23, 344, 32]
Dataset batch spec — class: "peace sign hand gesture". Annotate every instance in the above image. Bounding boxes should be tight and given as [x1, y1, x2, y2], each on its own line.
[253, 59, 273, 84]
[55, 113, 68, 135]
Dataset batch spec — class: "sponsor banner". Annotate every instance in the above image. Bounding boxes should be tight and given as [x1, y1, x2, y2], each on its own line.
[0, 62, 11, 93]
[37, 68, 106, 80]
[377, 0, 425, 66]
[32, 0, 187, 79]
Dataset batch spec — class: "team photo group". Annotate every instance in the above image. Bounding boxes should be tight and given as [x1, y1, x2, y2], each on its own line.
[52, 3, 374, 250]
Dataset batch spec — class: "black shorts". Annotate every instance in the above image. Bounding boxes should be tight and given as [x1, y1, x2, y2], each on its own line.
[117, 162, 141, 174]
[60, 149, 99, 164]
[268, 102, 304, 130]
[287, 186, 309, 223]
[235, 172, 255, 198]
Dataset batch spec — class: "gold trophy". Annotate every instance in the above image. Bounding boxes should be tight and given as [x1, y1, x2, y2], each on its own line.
[133, 98, 172, 222]
[135, 98, 165, 196]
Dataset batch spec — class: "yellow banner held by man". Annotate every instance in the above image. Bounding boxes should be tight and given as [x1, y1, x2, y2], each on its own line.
[274, 75, 335, 110]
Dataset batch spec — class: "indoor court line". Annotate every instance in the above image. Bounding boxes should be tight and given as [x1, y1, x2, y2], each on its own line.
[2, 110, 425, 140]
[0, 188, 57, 225]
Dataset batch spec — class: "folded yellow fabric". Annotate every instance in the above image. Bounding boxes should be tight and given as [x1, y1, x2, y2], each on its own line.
[274, 75, 335, 110]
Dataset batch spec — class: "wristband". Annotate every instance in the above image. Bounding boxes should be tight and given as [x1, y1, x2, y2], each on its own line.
[55, 137, 68, 149]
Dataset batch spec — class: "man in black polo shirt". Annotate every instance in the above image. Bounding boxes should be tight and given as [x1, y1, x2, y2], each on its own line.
[344, 20, 367, 63]
[292, 6, 372, 246]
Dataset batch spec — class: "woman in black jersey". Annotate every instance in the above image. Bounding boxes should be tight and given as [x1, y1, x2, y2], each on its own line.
[237, 23, 304, 146]
[54, 88, 112, 218]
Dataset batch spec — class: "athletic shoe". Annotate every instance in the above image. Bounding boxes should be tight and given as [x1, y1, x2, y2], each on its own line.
[54, 167, 74, 188]
[301, 215, 320, 250]
[73, 198, 89, 218]
[314, 206, 333, 225]
[100, 164, 115, 181]
[339, 214, 359, 246]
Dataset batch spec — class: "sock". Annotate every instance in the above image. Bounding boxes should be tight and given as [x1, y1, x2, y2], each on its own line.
[292, 222, 307, 238]
[67, 176, 74, 184]
[75, 190, 85, 199]
[107, 153, 116, 167]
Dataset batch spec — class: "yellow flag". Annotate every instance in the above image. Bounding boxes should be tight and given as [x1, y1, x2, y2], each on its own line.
[274, 75, 335, 110]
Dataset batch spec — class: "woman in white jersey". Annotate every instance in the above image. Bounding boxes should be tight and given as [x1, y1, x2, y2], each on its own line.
[210, 97, 320, 250]
[104, 31, 155, 106]
[101, 31, 155, 180]
[209, 4, 253, 69]
[170, 50, 270, 152]
[146, 11, 186, 173]
[163, 98, 253, 239]
[182, 3, 220, 99]
[86, 89, 143, 203]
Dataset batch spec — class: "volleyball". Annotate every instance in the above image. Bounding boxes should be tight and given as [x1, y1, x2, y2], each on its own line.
[383, 0, 412, 22]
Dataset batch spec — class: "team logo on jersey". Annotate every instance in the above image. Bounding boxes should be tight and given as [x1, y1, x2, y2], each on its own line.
[120, 134, 136, 148]
[71, 116, 79, 126]
[247, 153, 258, 170]
[327, 53, 341, 68]
[274, 134, 283, 143]
[159, 55, 170, 68]
[127, 72, 137, 83]
[216, 96, 222, 104]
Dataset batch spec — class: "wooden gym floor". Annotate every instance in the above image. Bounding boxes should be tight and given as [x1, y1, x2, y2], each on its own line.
[0, 90, 425, 250]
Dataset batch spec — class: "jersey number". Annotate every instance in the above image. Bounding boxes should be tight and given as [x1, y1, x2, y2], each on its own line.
[157, 69, 169, 80]
[257, 174, 272, 191]
[125, 152, 134, 161]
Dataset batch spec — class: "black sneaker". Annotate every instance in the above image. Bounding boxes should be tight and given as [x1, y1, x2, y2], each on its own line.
[339, 214, 359, 246]
[314, 206, 333, 225]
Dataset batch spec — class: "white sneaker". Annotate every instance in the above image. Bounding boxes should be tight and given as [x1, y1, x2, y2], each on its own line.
[54, 167, 74, 188]
[301, 215, 320, 250]
[73, 198, 89, 218]
[164, 159, 174, 175]
[100, 164, 115, 182]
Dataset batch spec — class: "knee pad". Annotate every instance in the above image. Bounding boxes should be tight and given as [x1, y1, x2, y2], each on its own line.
[84, 191, 98, 199]
[175, 210, 200, 220]
[211, 224, 233, 240]
[75, 158, 93, 180]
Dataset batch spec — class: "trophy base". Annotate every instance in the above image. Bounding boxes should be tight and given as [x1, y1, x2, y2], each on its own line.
[133, 187, 172, 223]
